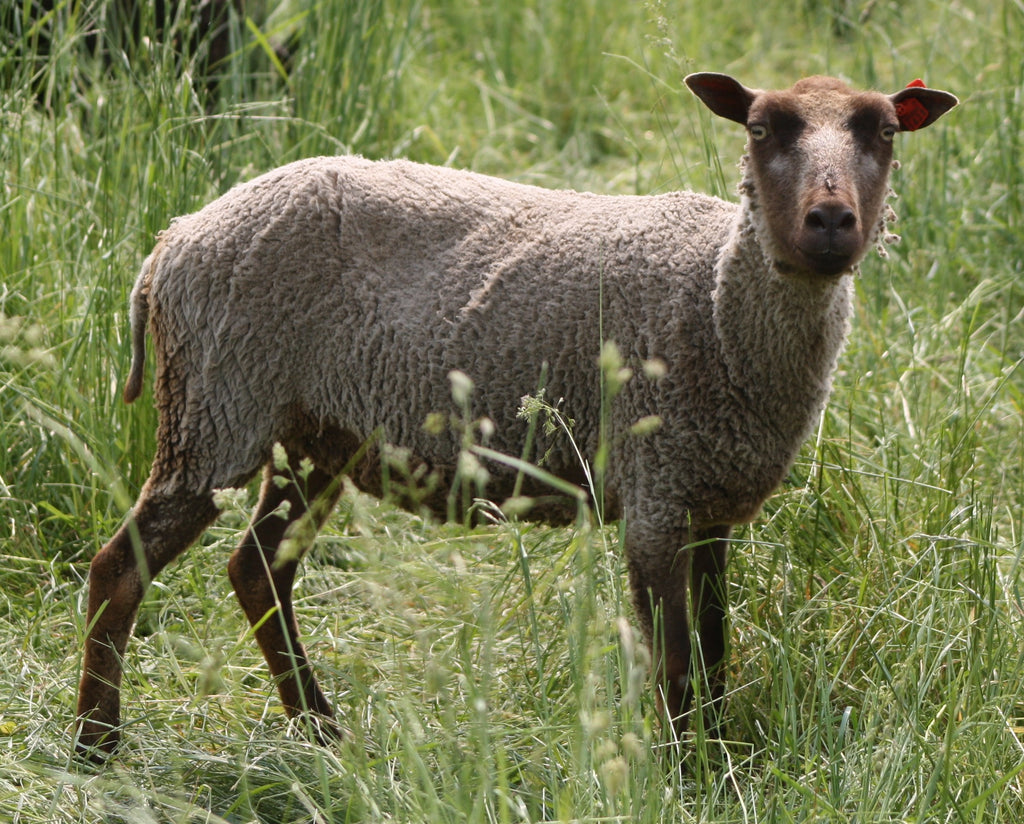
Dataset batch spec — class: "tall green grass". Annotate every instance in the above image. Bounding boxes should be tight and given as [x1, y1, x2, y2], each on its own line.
[1, 0, 1022, 821]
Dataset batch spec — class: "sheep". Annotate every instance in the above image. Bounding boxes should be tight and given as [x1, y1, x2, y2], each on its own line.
[75, 72, 958, 759]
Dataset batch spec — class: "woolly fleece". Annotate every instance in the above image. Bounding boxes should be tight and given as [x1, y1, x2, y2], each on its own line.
[130, 155, 851, 542]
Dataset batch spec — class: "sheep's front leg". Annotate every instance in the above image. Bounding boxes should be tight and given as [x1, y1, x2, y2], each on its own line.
[76, 485, 220, 759]
[626, 524, 730, 740]
[688, 527, 729, 735]
[227, 462, 343, 743]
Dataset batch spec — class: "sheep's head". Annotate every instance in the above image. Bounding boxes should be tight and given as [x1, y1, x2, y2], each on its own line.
[686, 72, 958, 278]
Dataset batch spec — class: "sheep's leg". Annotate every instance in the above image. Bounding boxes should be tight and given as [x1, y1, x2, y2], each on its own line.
[627, 525, 730, 740]
[628, 554, 693, 738]
[227, 461, 343, 742]
[688, 527, 730, 737]
[76, 484, 220, 759]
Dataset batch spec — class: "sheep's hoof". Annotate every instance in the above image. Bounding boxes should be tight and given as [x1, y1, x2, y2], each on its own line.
[291, 711, 347, 747]
[73, 723, 121, 765]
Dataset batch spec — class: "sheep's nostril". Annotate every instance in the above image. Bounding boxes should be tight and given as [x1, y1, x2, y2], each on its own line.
[806, 204, 857, 235]
[805, 209, 827, 231]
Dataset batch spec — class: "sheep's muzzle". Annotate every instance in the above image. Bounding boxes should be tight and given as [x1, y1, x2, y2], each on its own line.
[796, 199, 860, 276]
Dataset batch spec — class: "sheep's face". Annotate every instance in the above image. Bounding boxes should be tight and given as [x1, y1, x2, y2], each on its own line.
[685, 73, 958, 278]
[744, 80, 898, 277]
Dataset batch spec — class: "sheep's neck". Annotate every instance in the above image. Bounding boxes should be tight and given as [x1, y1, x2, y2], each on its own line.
[712, 201, 853, 443]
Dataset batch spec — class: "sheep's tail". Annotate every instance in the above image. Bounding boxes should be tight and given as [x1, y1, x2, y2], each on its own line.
[122, 245, 159, 404]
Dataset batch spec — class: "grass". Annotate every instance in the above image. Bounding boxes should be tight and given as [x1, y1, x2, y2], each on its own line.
[1, 0, 1023, 820]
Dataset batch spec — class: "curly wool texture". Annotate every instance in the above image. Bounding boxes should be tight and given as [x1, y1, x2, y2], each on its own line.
[128, 155, 858, 534]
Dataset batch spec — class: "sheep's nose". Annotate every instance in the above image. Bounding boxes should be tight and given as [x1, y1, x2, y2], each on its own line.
[797, 201, 860, 275]
[805, 203, 857, 241]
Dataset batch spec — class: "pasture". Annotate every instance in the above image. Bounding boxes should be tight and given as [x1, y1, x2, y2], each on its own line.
[1, 0, 1021, 820]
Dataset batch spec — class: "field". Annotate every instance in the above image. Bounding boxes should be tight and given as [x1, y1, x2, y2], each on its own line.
[1, 0, 1022, 821]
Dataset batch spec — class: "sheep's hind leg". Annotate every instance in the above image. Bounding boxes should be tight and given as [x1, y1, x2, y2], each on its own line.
[227, 460, 344, 743]
[76, 483, 220, 760]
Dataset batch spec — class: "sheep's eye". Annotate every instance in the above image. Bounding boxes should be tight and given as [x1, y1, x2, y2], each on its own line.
[748, 124, 769, 141]
[880, 124, 897, 142]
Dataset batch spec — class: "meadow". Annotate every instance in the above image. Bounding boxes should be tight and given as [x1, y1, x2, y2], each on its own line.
[1, 0, 1022, 821]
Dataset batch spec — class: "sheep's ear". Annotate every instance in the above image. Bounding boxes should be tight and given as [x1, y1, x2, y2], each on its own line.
[685, 72, 757, 125]
[889, 80, 959, 131]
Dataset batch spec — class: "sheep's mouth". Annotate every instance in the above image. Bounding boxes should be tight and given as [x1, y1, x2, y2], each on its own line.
[798, 248, 857, 277]
[787, 232, 861, 274]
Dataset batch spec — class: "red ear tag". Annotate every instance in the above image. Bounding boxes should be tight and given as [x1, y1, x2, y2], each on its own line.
[896, 78, 929, 131]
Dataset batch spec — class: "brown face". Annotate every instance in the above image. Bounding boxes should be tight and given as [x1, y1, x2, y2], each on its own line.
[743, 80, 900, 277]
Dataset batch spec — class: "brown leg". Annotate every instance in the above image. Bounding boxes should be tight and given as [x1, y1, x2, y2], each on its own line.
[76, 483, 220, 759]
[227, 460, 343, 741]
[689, 527, 730, 736]
[626, 524, 730, 739]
